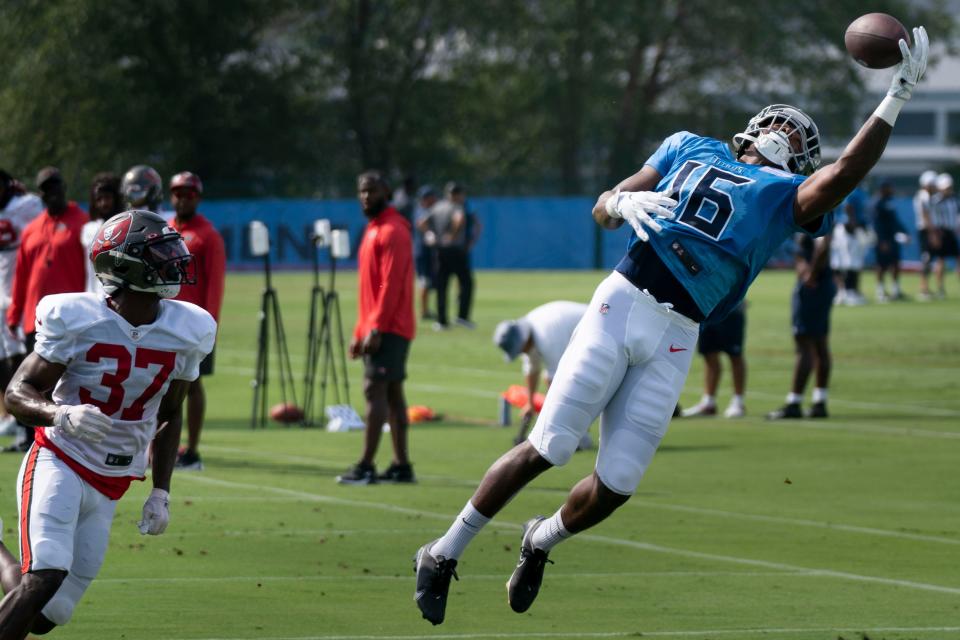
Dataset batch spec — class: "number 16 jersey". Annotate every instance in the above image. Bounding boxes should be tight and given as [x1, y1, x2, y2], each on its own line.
[627, 131, 833, 321]
[32, 293, 216, 486]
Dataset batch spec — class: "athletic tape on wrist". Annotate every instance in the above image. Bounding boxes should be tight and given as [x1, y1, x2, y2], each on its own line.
[873, 95, 905, 126]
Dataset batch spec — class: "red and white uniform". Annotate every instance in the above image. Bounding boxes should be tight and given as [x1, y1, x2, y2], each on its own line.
[0, 194, 43, 355]
[16, 292, 215, 625]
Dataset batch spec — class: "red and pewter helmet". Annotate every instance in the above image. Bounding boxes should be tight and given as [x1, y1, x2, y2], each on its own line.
[170, 171, 203, 194]
[91, 210, 195, 298]
[121, 165, 163, 211]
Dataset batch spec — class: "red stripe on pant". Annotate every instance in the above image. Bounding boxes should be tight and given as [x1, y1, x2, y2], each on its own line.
[19, 443, 40, 574]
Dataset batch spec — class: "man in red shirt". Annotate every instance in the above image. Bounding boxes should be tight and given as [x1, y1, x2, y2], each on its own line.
[4, 167, 88, 453]
[167, 172, 226, 471]
[337, 171, 415, 485]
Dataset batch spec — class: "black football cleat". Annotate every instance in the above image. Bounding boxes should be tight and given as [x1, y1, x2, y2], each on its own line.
[806, 402, 829, 418]
[766, 403, 803, 420]
[378, 462, 417, 484]
[336, 462, 377, 485]
[414, 540, 458, 625]
[507, 516, 554, 613]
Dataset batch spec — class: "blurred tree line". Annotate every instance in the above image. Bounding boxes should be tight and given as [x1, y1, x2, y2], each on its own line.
[0, 0, 956, 199]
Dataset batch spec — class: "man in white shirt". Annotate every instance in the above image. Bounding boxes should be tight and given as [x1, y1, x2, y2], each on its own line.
[930, 173, 959, 298]
[913, 170, 938, 300]
[493, 301, 591, 447]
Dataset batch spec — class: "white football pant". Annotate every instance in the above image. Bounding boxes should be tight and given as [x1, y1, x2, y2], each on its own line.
[528, 271, 698, 495]
[830, 224, 866, 271]
[17, 445, 117, 625]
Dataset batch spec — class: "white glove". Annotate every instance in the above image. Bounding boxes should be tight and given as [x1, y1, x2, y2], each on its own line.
[887, 26, 928, 101]
[605, 190, 677, 242]
[138, 488, 170, 535]
[54, 404, 113, 443]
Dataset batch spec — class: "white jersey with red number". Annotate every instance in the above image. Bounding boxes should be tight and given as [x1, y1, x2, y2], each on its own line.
[33, 292, 216, 478]
[0, 193, 43, 306]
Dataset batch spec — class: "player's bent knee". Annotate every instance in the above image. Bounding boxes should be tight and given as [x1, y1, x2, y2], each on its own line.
[21, 569, 67, 607]
[597, 435, 659, 496]
[596, 458, 644, 496]
[39, 573, 86, 626]
[533, 402, 592, 467]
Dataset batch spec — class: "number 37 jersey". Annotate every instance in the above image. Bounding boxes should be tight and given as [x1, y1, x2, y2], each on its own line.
[634, 131, 833, 321]
[33, 293, 216, 479]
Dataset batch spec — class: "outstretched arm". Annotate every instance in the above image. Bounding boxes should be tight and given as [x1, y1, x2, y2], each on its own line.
[795, 26, 928, 227]
[794, 118, 892, 226]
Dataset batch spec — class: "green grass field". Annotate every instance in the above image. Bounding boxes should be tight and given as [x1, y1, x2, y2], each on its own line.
[3, 269, 960, 640]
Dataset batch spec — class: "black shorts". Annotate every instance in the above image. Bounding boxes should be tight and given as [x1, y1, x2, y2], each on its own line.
[363, 333, 410, 382]
[931, 228, 960, 258]
[199, 349, 215, 376]
[415, 246, 437, 289]
[875, 239, 901, 268]
[918, 229, 931, 261]
[698, 305, 745, 356]
[792, 278, 836, 338]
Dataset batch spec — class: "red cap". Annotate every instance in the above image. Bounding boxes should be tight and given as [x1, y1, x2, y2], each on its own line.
[170, 171, 203, 194]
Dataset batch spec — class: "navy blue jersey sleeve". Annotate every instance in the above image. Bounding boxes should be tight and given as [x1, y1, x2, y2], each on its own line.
[644, 131, 697, 178]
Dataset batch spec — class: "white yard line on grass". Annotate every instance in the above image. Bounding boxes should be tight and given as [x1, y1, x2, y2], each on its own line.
[628, 500, 960, 546]
[177, 475, 960, 596]
[201, 446, 960, 547]
[97, 570, 802, 585]
[766, 418, 960, 440]
[186, 625, 960, 640]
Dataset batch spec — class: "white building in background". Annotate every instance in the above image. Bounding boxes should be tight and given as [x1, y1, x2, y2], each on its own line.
[822, 53, 960, 180]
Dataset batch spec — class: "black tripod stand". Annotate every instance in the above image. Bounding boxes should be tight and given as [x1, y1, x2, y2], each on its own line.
[251, 240, 300, 428]
[302, 245, 351, 427]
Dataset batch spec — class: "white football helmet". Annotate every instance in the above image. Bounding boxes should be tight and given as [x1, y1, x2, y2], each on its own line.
[733, 104, 821, 176]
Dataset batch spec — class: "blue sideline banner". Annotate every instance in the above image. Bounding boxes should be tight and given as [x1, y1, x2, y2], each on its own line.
[194, 197, 921, 270]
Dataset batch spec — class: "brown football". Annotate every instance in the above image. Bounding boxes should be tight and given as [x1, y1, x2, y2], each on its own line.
[270, 402, 305, 424]
[845, 13, 910, 69]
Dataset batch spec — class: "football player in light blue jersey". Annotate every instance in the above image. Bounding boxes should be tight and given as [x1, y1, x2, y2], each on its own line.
[413, 27, 929, 626]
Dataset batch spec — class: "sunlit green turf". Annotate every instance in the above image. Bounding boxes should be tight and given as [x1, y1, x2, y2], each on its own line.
[2, 269, 959, 640]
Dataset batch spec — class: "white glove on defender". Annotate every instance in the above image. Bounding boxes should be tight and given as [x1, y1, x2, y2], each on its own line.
[605, 190, 677, 242]
[138, 488, 170, 535]
[54, 404, 113, 443]
[888, 26, 928, 101]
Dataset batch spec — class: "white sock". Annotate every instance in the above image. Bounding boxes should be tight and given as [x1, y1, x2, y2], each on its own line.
[529, 508, 571, 553]
[812, 388, 828, 403]
[730, 394, 745, 408]
[431, 501, 490, 560]
[699, 394, 716, 408]
[786, 392, 802, 404]
[892, 281, 902, 296]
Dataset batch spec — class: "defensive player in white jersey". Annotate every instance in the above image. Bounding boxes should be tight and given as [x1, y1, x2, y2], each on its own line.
[414, 26, 928, 625]
[0, 171, 43, 434]
[0, 210, 216, 639]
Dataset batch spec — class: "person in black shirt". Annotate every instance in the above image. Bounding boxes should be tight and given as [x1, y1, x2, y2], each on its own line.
[871, 181, 908, 302]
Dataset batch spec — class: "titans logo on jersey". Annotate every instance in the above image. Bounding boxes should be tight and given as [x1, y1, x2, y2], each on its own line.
[629, 131, 832, 321]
